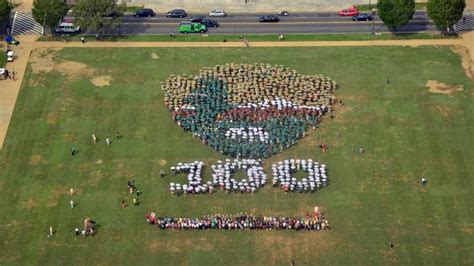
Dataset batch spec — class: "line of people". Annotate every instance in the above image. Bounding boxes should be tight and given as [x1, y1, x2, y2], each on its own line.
[146, 212, 330, 231]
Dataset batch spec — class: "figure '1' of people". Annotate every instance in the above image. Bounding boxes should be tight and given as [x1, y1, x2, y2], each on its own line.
[106, 138, 111, 146]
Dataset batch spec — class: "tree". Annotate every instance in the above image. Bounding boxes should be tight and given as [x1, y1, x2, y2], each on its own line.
[0, 0, 11, 28]
[32, 0, 68, 35]
[427, 0, 465, 33]
[73, 0, 123, 39]
[377, 0, 415, 33]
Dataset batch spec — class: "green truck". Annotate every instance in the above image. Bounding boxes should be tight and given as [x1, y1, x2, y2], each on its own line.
[178, 22, 207, 33]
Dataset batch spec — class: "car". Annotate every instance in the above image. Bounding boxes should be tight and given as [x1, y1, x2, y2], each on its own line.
[209, 9, 226, 17]
[178, 21, 207, 33]
[166, 9, 187, 18]
[259, 15, 280, 23]
[201, 19, 219, 27]
[103, 10, 122, 18]
[278, 10, 289, 16]
[339, 7, 359, 16]
[134, 8, 156, 18]
[352, 14, 373, 21]
[189, 15, 206, 23]
[55, 22, 81, 34]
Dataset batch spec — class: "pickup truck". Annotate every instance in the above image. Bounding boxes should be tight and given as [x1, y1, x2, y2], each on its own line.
[178, 22, 207, 33]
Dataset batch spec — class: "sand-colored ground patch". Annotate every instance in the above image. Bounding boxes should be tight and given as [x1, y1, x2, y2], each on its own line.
[451, 46, 474, 80]
[91, 75, 112, 87]
[29, 48, 94, 80]
[20, 198, 39, 209]
[29, 155, 47, 165]
[151, 52, 160, 59]
[159, 159, 167, 166]
[426, 80, 464, 95]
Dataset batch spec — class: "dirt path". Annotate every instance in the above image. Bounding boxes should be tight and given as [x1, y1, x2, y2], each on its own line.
[0, 35, 472, 149]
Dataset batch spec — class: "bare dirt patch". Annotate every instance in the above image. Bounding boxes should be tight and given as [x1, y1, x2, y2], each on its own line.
[426, 80, 464, 95]
[151, 52, 160, 59]
[91, 75, 112, 87]
[29, 155, 46, 165]
[451, 46, 474, 80]
[95, 159, 103, 164]
[29, 48, 95, 80]
[63, 133, 78, 142]
[47, 112, 59, 125]
[159, 159, 167, 166]
[20, 198, 39, 209]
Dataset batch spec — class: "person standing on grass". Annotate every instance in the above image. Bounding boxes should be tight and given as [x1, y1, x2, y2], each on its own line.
[116, 131, 121, 140]
[160, 170, 165, 178]
[106, 137, 111, 146]
[81, 37, 85, 44]
[71, 146, 77, 156]
[91, 133, 97, 144]
[70, 199, 74, 208]
[49, 226, 53, 237]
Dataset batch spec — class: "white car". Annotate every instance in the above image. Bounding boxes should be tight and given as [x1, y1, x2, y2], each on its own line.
[209, 9, 226, 17]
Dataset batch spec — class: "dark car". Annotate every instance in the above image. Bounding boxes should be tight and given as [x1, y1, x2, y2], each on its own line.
[166, 9, 188, 18]
[352, 14, 373, 21]
[201, 19, 219, 28]
[189, 15, 206, 23]
[134, 8, 156, 18]
[259, 15, 280, 22]
[103, 10, 122, 18]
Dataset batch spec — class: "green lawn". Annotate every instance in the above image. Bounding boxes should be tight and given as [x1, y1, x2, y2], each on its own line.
[0, 46, 473, 265]
[37, 32, 457, 42]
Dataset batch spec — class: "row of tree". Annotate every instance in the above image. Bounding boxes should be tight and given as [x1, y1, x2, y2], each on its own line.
[31, 0, 123, 38]
[0, 0, 469, 36]
[377, 0, 466, 34]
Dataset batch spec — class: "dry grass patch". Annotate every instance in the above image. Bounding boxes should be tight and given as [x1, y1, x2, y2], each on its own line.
[91, 75, 112, 87]
[151, 53, 160, 59]
[426, 80, 463, 95]
[451, 46, 473, 80]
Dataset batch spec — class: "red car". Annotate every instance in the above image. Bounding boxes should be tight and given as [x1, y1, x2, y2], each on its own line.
[339, 7, 359, 16]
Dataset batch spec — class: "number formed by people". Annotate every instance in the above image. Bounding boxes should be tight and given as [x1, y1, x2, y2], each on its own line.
[162, 63, 338, 158]
[169, 159, 329, 195]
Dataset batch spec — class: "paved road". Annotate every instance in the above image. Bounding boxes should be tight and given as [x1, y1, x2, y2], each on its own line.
[110, 11, 437, 35]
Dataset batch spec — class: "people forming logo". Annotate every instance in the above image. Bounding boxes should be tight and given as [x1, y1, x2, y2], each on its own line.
[162, 63, 337, 195]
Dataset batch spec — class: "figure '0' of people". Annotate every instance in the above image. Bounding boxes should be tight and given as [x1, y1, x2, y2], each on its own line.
[49, 226, 53, 236]
[106, 138, 111, 146]
[91, 134, 97, 144]
[70, 200, 74, 208]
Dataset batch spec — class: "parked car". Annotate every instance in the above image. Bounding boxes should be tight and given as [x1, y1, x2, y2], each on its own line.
[179, 21, 207, 33]
[189, 15, 206, 23]
[134, 8, 156, 18]
[55, 22, 81, 34]
[103, 10, 122, 18]
[352, 14, 373, 21]
[278, 10, 289, 16]
[166, 9, 188, 18]
[201, 19, 219, 27]
[209, 9, 226, 17]
[339, 7, 359, 16]
[259, 15, 280, 22]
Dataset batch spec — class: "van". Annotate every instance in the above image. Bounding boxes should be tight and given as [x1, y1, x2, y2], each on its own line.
[55, 22, 81, 34]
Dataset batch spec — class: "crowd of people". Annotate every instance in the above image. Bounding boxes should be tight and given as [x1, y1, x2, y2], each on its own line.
[169, 159, 268, 194]
[272, 159, 329, 192]
[145, 212, 330, 231]
[168, 159, 329, 195]
[162, 63, 338, 158]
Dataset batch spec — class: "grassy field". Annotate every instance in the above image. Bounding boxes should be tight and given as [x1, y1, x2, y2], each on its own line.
[0, 46, 473, 265]
[37, 32, 457, 42]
